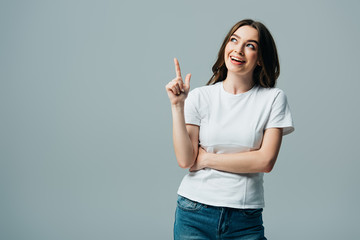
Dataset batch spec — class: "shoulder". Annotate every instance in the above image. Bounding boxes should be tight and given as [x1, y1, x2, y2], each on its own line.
[188, 82, 221, 99]
[256, 85, 284, 95]
[255, 86, 288, 101]
[191, 82, 220, 94]
[185, 82, 221, 108]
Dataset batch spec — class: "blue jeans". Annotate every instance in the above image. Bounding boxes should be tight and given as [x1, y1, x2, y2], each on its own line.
[174, 195, 267, 240]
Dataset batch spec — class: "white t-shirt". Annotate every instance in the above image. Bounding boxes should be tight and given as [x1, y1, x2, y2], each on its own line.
[177, 81, 294, 209]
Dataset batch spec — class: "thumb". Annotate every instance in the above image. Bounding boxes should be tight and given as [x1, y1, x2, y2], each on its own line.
[184, 73, 191, 88]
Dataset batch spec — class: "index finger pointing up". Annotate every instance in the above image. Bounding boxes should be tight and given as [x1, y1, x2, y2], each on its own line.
[174, 58, 182, 78]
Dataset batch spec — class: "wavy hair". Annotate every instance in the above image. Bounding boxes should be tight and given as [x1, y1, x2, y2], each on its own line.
[206, 19, 280, 88]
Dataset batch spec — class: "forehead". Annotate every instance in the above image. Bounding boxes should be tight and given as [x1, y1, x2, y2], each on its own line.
[232, 25, 259, 41]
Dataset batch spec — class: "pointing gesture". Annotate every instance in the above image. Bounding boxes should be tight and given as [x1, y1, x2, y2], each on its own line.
[165, 58, 192, 105]
[175, 57, 182, 79]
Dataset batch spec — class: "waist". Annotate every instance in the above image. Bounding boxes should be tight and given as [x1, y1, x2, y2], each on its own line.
[177, 169, 265, 209]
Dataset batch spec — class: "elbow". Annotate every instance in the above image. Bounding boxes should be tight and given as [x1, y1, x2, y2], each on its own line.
[177, 151, 197, 169]
[263, 164, 273, 173]
[261, 157, 276, 173]
[177, 158, 195, 169]
[178, 162, 192, 169]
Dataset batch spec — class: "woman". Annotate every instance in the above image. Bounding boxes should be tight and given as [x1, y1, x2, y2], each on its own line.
[165, 19, 294, 240]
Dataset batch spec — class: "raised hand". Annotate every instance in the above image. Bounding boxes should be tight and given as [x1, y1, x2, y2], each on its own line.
[165, 58, 191, 105]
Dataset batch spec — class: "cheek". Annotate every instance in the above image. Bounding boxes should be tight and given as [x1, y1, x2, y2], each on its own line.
[224, 45, 233, 61]
[246, 50, 258, 60]
[224, 47, 232, 62]
[224, 45, 229, 56]
[223, 51, 228, 62]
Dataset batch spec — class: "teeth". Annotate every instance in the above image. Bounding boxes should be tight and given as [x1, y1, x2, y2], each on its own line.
[231, 56, 244, 62]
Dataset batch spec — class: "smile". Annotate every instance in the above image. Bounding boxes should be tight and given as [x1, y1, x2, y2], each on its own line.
[230, 56, 246, 65]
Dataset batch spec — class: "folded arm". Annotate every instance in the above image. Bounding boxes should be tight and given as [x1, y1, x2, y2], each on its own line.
[189, 128, 283, 173]
[171, 105, 199, 168]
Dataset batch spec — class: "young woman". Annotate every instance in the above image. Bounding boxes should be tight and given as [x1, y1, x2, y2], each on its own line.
[165, 19, 294, 240]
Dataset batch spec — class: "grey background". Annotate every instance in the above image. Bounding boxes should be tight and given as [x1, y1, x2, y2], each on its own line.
[1, 0, 359, 239]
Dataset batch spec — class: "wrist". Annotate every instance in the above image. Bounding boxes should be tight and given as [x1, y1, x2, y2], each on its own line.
[171, 102, 184, 110]
[204, 152, 214, 168]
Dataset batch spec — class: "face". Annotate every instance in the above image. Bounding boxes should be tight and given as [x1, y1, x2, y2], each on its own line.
[224, 25, 260, 77]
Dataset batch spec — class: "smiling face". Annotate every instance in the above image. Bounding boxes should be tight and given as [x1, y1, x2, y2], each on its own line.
[224, 25, 260, 78]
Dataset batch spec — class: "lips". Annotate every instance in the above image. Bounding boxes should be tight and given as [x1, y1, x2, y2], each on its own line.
[230, 55, 246, 65]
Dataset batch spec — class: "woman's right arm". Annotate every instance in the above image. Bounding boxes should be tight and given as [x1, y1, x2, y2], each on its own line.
[165, 58, 199, 168]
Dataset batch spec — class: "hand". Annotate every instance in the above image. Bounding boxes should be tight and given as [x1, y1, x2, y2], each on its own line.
[165, 58, 191, 105]
[189, 147, 209, 172]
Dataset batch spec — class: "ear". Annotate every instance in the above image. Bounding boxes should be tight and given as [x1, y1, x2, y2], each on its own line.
[257, 61, 261, 66]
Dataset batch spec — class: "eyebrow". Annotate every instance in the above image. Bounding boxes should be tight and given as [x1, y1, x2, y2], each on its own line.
[231, 33, 259, 45]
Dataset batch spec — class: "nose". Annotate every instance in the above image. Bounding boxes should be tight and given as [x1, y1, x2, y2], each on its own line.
[234, 50, 244, 56]
[234, 43, 245, 56]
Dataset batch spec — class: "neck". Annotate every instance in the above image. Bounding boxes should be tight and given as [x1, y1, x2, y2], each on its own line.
[223, 72, 254, 95]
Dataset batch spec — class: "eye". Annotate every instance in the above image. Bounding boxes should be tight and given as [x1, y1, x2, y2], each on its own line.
[230, 37, 237, 43]
[246, 43, 256, 49]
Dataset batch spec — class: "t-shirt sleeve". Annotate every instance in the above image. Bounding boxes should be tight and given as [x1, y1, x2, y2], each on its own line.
[184, 88, 201, 126]
[264, 89, 295, 136]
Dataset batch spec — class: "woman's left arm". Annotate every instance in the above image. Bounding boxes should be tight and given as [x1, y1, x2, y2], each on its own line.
[189, 128, 283, 173]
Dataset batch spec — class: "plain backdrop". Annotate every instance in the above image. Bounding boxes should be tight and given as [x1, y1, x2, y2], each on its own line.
[1, 0, 360, 239]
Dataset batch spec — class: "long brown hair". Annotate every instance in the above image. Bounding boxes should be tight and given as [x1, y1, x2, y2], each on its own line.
[207, 19, 280, 88]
